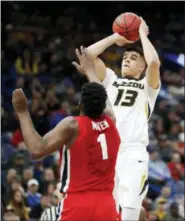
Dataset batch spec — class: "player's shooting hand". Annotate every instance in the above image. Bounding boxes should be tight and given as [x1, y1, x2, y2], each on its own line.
[139, 17, 149, 36]
[72, 46, 96, 76]
[113, 33, 134, 46]
[12, 88, 28, 115]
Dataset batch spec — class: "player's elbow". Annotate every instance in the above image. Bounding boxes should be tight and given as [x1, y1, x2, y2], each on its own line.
[31, 152, 44, 160]
[86, 48, 96, 60]
[148, 59, 161, 69]
[31, 152, 41, 160]
[30, 147, 44, 160]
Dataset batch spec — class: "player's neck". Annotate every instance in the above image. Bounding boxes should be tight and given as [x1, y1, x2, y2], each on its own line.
[122, 74, 140, 79]
[134, 74, 140, 79]
[122, 71, 141, 79]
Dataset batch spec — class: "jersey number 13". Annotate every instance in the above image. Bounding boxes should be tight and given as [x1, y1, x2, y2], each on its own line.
[114, 89, 138, 106]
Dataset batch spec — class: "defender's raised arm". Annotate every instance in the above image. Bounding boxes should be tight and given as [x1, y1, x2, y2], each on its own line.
[72, 46, 116, 122]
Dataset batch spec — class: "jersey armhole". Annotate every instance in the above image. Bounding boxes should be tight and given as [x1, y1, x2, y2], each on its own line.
[144, 78, 161, 98]
[143, 78, 161, 121]
[102, 68, 117, 88]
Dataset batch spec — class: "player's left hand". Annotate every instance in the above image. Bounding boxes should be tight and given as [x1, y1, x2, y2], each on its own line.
[12, 88, 28, 114]
[139, 17, 149, 36]
[72, 46, 96, 75]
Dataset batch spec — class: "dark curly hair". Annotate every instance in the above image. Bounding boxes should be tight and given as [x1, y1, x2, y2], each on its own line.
[81, 82, 107, 119]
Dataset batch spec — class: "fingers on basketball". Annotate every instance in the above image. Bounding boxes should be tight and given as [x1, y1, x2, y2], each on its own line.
[113, 12, 142, 41]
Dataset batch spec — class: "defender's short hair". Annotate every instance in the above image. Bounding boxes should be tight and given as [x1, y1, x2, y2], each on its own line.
[81, 82, 107, 119]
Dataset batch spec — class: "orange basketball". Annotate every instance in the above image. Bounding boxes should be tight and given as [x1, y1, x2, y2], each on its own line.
[112, 12, 141, 41]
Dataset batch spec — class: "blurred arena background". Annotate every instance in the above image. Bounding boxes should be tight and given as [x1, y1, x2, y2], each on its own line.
[1, 1, 184, 221]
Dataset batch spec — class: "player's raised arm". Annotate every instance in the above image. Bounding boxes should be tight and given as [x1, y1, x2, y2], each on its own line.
[72, 46, 116, 122]
[139, 18, 161, 89]
[12, 89, 77, 159]
[87, 33, 121, 59]
[83, 33, 132, 81]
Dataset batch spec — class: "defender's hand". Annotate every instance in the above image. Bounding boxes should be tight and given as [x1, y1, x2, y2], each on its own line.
[72, 46, 96, 75]
[113, 33, 134, 46]
[12, 89, 28, 114]
[139, 17, 149, 36]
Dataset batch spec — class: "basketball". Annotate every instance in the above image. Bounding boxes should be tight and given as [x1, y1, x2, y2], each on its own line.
[112, 12, 141, 41]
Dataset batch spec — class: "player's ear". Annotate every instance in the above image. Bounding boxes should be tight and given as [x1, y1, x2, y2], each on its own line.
[141, 65, 145, 72]
[138, 65, 145, 78]
[139, 58, 146, 73]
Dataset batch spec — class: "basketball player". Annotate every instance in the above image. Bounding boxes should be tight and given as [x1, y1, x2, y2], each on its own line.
[40, 189, 63, 221]
[73, 18, 161, 221]
[12, 52, 120, 220]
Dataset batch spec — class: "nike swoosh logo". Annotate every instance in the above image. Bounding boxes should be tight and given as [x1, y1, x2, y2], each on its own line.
[138, 160, 144, 163]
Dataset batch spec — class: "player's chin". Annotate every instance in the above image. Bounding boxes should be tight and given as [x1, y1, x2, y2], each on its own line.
[121, 68, 134, 77]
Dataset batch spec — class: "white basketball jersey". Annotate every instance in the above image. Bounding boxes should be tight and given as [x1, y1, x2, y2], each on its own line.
[102, 68, 160, 150]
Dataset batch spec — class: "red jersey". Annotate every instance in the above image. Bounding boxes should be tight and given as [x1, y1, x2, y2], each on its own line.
[60, 114, 120, 194]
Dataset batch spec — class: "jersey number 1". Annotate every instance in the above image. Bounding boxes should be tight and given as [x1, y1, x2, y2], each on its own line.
[97, 133, 108, 160]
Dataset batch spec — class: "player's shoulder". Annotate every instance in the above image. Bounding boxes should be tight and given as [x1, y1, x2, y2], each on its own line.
[106, 67, 116, 74]
[74, 115, 89, 124]
[103, 115, 120, 141]
[106, 67, 118, 78]
[60, 116, 78, 133]
[72, 116, 94, 132]
[103, 114, 116, 125]
[103, 115, 119, 136]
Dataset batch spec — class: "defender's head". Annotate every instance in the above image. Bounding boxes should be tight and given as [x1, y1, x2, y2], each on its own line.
[80, 82, 107, 119]
[121, 45, 146, 79]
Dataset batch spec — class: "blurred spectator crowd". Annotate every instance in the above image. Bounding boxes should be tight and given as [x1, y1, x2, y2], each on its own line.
[1, 2, 184, 221]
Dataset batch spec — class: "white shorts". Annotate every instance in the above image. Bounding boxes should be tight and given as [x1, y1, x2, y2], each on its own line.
[114, 147, 149, 209]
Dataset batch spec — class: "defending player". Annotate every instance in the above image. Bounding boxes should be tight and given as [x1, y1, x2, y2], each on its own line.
[73, 18, 161, 221]
[12, 50, 120, 221]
